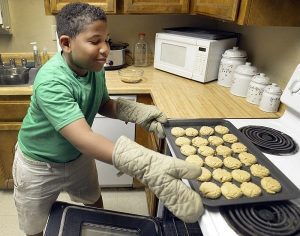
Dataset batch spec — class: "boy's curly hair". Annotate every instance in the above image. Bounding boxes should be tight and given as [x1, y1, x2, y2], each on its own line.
[56, 2, 107, 38]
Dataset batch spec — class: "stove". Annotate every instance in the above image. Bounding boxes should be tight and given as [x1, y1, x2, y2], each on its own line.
[170, 65, 300, 236]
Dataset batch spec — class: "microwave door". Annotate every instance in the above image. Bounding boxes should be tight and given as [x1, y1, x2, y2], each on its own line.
[154, 40, 193, 79]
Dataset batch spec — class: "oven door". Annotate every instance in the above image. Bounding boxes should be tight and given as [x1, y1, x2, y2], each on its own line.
[44, 201, 162, 236]
[45, 201, 202, 236]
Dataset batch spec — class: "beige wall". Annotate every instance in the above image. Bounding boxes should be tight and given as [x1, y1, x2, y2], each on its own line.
[0, 0, 300, 89]
[0, 0, 57, 52]
[216, 22, 300, 89]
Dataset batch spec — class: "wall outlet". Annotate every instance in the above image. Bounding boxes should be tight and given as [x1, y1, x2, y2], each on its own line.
[51, 25, 57, 41]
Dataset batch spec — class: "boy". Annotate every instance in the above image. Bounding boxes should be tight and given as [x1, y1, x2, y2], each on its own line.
[13, 3, 203, 236]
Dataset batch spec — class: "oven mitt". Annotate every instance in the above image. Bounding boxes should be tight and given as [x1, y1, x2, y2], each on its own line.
[112, 136, 204, 223]
[116, 98, 167, 138]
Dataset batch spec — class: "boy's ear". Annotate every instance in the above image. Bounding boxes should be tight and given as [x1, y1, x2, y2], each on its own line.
[59, 35, 71, 52]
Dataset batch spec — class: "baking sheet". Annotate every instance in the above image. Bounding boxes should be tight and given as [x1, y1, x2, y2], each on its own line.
[164, 118, 300, 207]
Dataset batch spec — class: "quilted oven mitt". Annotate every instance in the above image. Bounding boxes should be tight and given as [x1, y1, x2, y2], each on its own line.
[116, 98, 167, 138]
[112, 136, 204, 223]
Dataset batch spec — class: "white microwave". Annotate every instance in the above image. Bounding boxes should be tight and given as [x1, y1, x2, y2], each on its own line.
[154, 32, 237, 83]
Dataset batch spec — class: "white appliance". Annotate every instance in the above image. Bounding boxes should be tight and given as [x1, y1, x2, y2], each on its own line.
[91, 95, 136, 187]
[154, 30, 237, 83]
[164, 65, 300, 235]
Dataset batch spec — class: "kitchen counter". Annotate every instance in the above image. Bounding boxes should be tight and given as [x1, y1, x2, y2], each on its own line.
[0, 66, 284, 119]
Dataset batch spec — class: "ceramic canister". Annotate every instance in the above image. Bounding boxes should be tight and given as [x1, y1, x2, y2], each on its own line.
[217, 47, 247, 87]
[230, 62, 258, 97]
[259, 83, 282, 112]
[246, 73, 271, 105]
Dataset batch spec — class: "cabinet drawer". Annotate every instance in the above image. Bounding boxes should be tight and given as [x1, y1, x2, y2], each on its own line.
[0, 101, 30, 122]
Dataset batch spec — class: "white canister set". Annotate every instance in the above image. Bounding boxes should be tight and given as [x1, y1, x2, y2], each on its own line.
[217, 47, 282, 112]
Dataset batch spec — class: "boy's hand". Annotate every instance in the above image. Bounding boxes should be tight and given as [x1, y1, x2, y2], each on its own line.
[116, 98, 167, 138]
[112, 136, 204, 223]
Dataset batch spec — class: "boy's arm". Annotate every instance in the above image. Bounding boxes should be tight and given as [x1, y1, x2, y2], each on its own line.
[98, 97, 167, 138]
[98, 98, 118, 119]
[60, 118, 114, 164]
[60, 118, 204, 223]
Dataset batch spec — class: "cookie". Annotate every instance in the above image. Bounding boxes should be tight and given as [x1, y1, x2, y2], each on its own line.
[199, 126, 214, 136]
[198, 146, 215, 156]
[231, 142, 247, 153]
[185, 127, 199, 137]
[250, 164, 270, 178]
[214, 125, 229, 135]
[199, 182, 221, 199]
[180, 145, 197, 156]
[221, 182, 243, 199]
[231, 169, 251, 183]
[175, 137, 191, 146]
[223, 134, 238, 143]
[197, 167, 212, 181]
[212, 168, 232, 183]
[205, 156, 223, 168]
[261, 177, 282, 194]
[238, 152, 257, 166]
[223, 156, 242, 169]
[216, 145, 232, 157]
[240, 182, 262, 197]
[192, 137, 208, 147]
[171, 127, 185, 137]
[208, 136, 224, 146]
[185, 155, 204, 166]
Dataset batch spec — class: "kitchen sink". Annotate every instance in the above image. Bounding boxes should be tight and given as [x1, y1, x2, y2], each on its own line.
[0, 67, 36, 86]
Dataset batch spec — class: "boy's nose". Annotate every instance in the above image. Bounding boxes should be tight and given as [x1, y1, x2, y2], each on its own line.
[99, 46, 109, 55]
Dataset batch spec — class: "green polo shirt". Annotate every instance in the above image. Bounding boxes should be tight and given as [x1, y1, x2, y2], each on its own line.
[18, 52, 109, 163]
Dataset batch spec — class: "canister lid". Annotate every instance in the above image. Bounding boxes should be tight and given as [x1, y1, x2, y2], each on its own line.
[223, 47, 247, 58]
[252, 73, 271, 85]
[263, 83, 282, 95]
[235, 62, 258, 76]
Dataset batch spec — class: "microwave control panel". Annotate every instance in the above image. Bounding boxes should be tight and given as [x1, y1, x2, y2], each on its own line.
[193, 47, 208, 76]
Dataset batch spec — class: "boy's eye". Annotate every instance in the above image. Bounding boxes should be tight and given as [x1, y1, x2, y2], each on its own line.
[90, 40, 100, 45]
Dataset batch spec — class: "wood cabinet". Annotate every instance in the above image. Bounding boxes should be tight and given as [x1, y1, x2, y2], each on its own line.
[190, 0, 300, 26]
[191, 0, 239, 22]
[135, 94, 162, 217]
[121, 0, 189, 14]
[44, 0, 189, 15]
[44, 0, 116, 15]
[0, 95, 30, 189]
[44, 0, 300, 26]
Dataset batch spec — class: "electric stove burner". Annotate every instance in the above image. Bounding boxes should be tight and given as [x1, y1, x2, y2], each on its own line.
[239, 126, 298, 155]
[220, 201, 300, 236]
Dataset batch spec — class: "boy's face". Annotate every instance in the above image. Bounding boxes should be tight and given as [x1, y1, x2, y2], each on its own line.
[62, 20, 110, 76]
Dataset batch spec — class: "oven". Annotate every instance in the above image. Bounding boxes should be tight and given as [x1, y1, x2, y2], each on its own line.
[163, 65, 300, 236]
[44, 201, 202, 236]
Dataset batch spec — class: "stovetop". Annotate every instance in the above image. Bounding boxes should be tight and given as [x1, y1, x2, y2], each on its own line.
[194, 113, 300, 236]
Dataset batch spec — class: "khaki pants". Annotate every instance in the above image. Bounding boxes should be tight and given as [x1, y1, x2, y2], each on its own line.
[12, 145, 101, 235]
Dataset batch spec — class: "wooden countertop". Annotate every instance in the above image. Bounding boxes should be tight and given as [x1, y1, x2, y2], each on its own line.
[0, 66, 284, 119]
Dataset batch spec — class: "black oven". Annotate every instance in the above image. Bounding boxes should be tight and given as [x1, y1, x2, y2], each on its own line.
[44, 201, 202, 236]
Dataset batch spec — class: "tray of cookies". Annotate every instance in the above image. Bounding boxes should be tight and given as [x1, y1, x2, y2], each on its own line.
[163, 118, 300, 207]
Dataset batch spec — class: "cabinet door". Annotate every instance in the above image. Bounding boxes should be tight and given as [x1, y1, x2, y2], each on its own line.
[44, 0, 116, 15]
[123, 0, 189, 14]
[237, 0, 300, 26]
[0, 123, 21, 189]
[190, 0, 240, 21]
